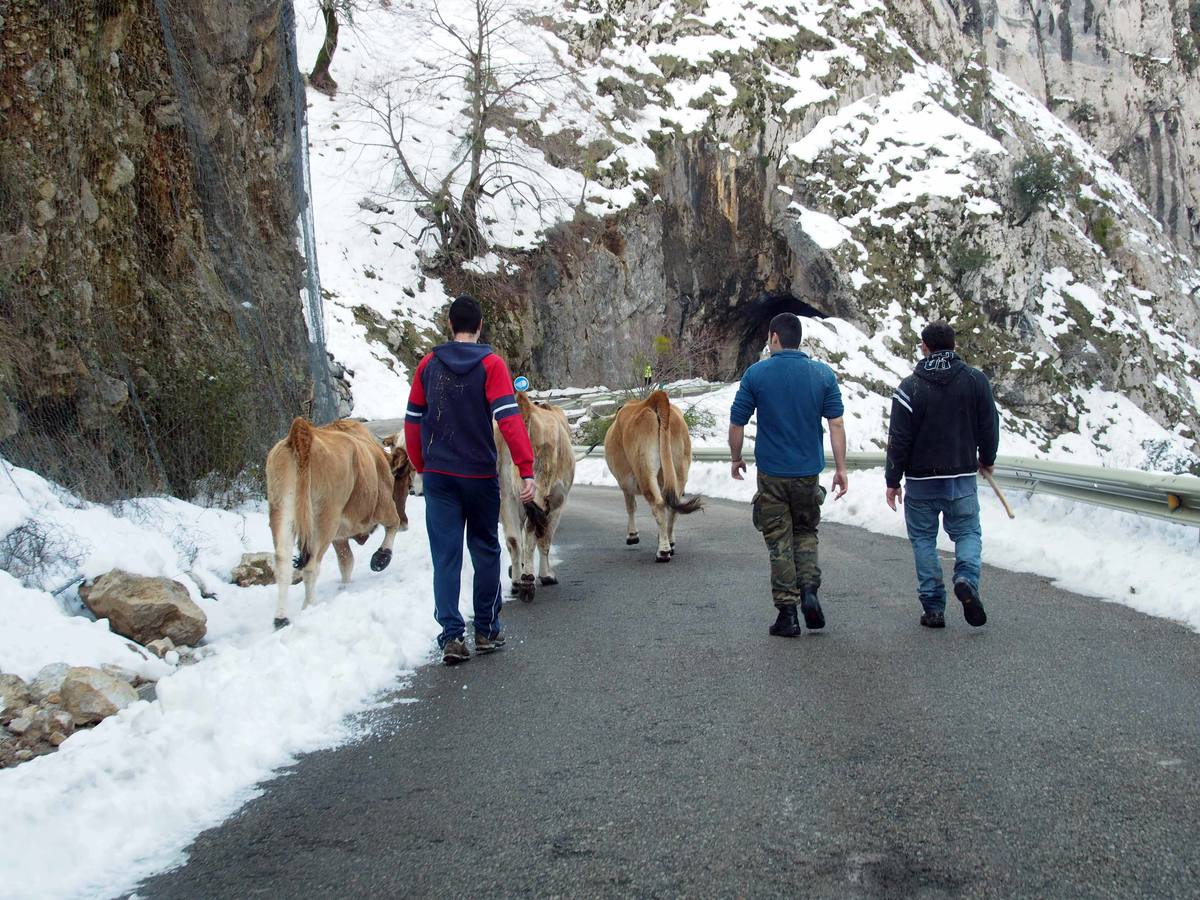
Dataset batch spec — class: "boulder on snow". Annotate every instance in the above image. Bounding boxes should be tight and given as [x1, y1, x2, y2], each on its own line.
[79, 570, 207, 646]
[60, 666, 138, 725]
[231, 552, 301, 587]
[100, 663, 142, 686]
[146, 637, 175, 658]
[0, 674, 30, 723]
[28, 663, 69, 703]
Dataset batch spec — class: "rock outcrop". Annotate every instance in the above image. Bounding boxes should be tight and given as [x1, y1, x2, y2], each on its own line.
[231, 551, 301, 587]
[79, 570, 207, 646]
[0, 0, 329, 501]
[59, 666, 139, 726]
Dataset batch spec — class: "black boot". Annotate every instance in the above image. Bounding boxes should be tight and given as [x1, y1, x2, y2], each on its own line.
[800, 587, 825, 630]
[769, 604, 801, 637]
[954, 580, 987, 627]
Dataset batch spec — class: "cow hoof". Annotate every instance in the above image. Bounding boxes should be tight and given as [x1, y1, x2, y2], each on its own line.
[517, 583, 536, 603]
[540, 575, 559, 586]
[656, 551, 672, 563]
[510, 584, 519, 597]
[273, 617, 290, 630]
[626, 534, 640, 545]
[669, 545, 676, 557]
[370, 548, 393, 572]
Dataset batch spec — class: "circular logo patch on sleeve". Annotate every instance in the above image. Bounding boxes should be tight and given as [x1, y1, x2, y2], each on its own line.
[513, 375, 530, 392]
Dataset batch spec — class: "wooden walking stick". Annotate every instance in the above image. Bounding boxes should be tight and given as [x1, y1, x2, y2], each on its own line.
[981, 469, 1016, 519]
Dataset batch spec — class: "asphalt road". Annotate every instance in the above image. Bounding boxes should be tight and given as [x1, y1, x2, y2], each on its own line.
[139, 486, 1199, 898]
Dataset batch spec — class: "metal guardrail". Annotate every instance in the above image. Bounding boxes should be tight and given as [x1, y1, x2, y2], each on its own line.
[572, 446, 1200, 529]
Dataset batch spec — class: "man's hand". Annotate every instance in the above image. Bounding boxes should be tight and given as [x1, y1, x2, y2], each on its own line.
[978, 463, 995, 477]
[519, 477, 536, 504]
[886, 485, 903, 511]
[831, 467, 848, 500]
[731, 458, 747, 480]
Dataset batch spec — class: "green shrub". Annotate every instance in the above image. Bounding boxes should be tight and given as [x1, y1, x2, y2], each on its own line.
[576, 414, 614, 449]
[1091, 214, 1121, 256]
[1012, 152, 1064, 225]
[681, 405, 716, 437]
[946, 238, 989, 281]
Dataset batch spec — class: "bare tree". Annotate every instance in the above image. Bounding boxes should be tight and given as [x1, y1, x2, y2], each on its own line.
[309, 0, 388, 95]
[350, 0, 571, 267]
[310, 1, 349, 95]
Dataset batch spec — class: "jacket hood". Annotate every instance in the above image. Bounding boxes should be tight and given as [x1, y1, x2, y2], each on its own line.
[433, 341, 492, 375]
[913, 350, 966, 385]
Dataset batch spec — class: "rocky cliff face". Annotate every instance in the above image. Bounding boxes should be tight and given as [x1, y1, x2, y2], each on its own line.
[0, 0, 321, 499]
[963, 0, 1200, 254]
[405, 0, 1200, 468]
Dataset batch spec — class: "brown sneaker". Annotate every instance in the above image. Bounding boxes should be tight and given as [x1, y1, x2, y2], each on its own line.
[442, 638, 469, 665]
[474, 630, 506, 654]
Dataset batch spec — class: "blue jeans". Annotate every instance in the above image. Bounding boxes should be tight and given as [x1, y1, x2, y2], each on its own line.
[423, 472, 503, 646]
[903, 493, 982, 614]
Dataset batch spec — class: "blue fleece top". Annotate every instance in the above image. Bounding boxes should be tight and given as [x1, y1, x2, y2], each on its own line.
[730, 350, 844, 478]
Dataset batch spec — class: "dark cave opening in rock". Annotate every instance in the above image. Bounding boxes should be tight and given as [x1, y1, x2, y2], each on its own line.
[733, 291, 828, 372]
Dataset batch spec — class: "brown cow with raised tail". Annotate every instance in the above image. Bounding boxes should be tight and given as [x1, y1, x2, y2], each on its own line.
[604, 391, 703, 561]
[266, 418, 413, 628]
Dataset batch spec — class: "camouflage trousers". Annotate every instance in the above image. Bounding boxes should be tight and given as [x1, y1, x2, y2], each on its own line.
[752, 473, 826, 607]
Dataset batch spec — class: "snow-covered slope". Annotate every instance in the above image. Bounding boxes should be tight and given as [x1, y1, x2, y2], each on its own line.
[297, 0, 1200, 472]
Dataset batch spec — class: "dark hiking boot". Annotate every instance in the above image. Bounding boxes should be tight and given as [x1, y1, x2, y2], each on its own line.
[769, 604, 802, 637]
[954, 580, 987, 627]
[442, 638, 469, 665]
[474, 631, 506, 654]
[800, 587, 825, 630]
[920, 611, 946, 628]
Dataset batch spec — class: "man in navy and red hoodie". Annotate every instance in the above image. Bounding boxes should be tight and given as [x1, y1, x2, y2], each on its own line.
[404, 295, 535, 665]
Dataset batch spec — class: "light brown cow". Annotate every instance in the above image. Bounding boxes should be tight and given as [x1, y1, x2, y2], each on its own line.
[266, 418, 413, 628]
[604, 390, 703, 561]
[497, 393, 575, 602]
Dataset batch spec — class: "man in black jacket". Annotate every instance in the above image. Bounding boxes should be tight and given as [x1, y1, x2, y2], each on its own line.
[885, 322, 999, 628]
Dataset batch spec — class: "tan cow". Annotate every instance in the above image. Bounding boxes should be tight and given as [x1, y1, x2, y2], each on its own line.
[604, 390, 703, 561]
[497, 393, 575, 602]
[266, 418, 413, 628]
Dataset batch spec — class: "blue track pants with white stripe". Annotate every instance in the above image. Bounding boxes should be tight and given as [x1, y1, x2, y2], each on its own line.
[423, 472, 503, 647]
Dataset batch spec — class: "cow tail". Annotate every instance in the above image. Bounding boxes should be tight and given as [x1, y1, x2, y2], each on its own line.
[647, 391, 703, 515]
[286, 417, 316, 568]
[517, 391, 535, 427]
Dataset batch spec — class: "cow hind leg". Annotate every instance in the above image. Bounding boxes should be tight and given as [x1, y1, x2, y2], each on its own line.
[538, 507, 565, 585]
[667, 508, 678, 556]
[517, 527, 537, 602]
[370, 524, 398, 572]
[649, 499, 672, 562]
[300, 539, 331, 609]
[623, 489, 639, 545]
[333, 539, 354, 586]
[271, 503, 294, 629]
[631, 459, 671, 562]
[506, 532, 522, 596]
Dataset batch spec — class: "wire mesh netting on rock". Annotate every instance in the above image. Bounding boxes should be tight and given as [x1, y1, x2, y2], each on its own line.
[0, 0, 339, 505]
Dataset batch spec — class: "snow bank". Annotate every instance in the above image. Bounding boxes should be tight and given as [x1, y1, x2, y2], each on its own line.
[575, 458, 1200, 632]
[0, 458, 470, 900]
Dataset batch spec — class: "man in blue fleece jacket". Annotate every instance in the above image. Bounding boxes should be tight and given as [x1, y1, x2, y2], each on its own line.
[729, 313, 848, 638]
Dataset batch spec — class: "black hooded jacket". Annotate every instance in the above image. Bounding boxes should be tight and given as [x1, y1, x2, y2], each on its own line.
[884, 351, 999, 489]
